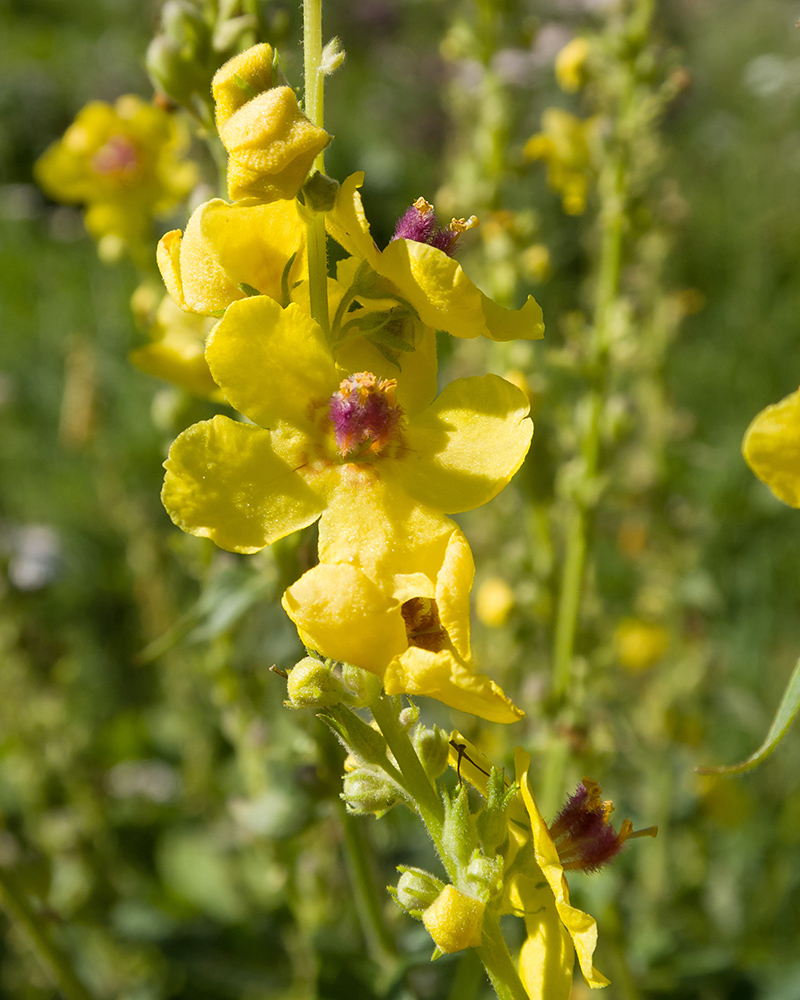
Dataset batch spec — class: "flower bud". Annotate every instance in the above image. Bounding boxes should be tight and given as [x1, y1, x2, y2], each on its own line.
[219, 85, 330, 202]
[212, 43, 276, 130]
[422, 885, 485, 954]
[394, 866, 444, 914]
[340, 663, 383, 705]
[412, 725, 449, 780]
[341, 767, 402, 817]
[301, 171, 340, 212]
[464, 853, 504, 902]
[286, 657, 344, 709]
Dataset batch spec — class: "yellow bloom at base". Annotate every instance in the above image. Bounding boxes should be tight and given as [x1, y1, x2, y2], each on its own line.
[327, 174, 544, 343]
[422, 885, 485, 953]
[35, 96, 197, 257]
[555, 37, 591, 94]
[524, 109, 599, 216]
[162, 294, 532, 564]
[282, 519, 522, 723]
[212, 44, 330, 203]
[157, 197, 307, 315]
[742, 386, 800, 507]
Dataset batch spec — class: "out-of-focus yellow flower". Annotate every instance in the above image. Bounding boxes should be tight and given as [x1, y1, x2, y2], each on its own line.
[35, 96, 197, 258]
[327, 174, 545, 343]
[476, 576, 515, 629]
[422, 885, 485, 953]
[157, 197, 307, 314]
[130, 294, 219, 398]
[162, 295, 532, 559]
[212, 44, 329, 202]
[523, 109, 599, 216]
[614, 618, 669, 672]
[555, 37, 591, 93]
[520, 243, 552, 284]
[282, 521, 523, 723]
[742, 386, 800, 507]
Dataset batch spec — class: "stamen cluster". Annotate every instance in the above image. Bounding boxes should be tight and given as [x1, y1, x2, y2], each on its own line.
[391, 196, 479, 258]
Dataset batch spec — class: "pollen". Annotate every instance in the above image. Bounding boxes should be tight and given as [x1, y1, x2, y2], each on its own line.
[328, 372, 403, 458]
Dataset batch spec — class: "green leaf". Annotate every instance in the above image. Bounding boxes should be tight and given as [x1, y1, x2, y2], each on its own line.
[697, 655, 800, 775]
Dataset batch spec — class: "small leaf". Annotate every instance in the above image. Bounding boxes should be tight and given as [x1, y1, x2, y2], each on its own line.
[238, 282, 262, 297]
[697, 655, 800, 775]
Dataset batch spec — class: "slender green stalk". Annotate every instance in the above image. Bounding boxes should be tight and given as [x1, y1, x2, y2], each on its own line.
[0, 866, 96, 1000]
[339, 806, 399, 969]
[476, 910, 530, 1000]
[302, 0, 330, 336]
[367, 696, 451, 869]
[551, 152, 626, 699]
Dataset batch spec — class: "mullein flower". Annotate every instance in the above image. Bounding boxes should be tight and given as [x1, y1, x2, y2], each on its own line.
[523, 109, 600, 216]
[282, 519, 523, 723]
[447, 737, 656, 999]
[35, 96, 197, 259]
[161, 294, 532, 558]
[157, 196, 307, 314]
[742, 385, 800, 507]
[555, 37, 592, 94]
[129, 293, 219, 398]
[326, 174, 545, 343]
[212, 43, 330, 202]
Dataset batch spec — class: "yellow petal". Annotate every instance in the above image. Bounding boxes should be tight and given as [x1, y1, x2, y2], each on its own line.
[316, 472, 457, 602]
[480, 292, 544, 342]
[516, 750, 609, 990]
[162, 415, 325, 553]
[282, 563, 408, 675]
[518, 903, 574, 1000]
[742, 387, 800, 507]
[422, 885, 485, 953]
[157, 198, 307, 314]
[384, 647, 523, 723]
[396, 374, 533, 513]
[326, 172, 381, 266]
[129, 339, 218, 398]
[206, 297, 337, 430]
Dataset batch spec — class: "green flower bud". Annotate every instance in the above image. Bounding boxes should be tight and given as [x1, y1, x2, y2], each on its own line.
[301, 171, 340, 213]
[393, 866, 445, 915]
[464, 852, 504, 902]
[340, 663, 383, 705]
[412, 724, 449, 779]
[342, 767, 402, 817]
[286, 657, 344, 709]
[162, 0, 208, 47]
[442, 785, 478, 872]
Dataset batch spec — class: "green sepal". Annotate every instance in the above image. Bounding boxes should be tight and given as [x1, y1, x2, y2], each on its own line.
[477, 768, 517, 857]
[442, 784, 479, 875]
[237, 282, 262, 297]
[323, 703, 394, 771]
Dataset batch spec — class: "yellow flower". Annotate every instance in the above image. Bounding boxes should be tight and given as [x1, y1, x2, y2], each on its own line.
[613, 618, 669, 672]
[35, 96, 197, 257]
[157, 197, 307, 314]
[282, 520, 523, 723]
[523, 109, 599, 216]
[162, 294, 532, 558]
[742, 386, 800, 507]
[511, 750, 610, 999]
[212, 44, 330, 203]
[446, 737, 652, 999]
[476, 576, 515, 628]
[129, 294, 219, 398]
[326, 174, 544, 343]
[422, 885, 485, 953]
[555, 37, 591, 94]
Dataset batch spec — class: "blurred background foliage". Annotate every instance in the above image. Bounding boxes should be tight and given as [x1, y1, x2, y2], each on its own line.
[1, 0, 800, 998]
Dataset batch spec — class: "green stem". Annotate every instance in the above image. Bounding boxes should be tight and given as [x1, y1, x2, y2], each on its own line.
[476, 910, 530, 1000]
[0, 867, 96, 1000]
[551, 152, 626, 700]
[367, 696, 451, 877]
[339, 806, 399, 970]
[302, 0, 330, 336]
